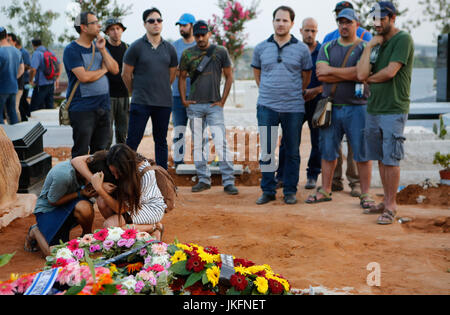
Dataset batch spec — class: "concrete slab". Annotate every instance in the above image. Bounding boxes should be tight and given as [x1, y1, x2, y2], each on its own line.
[176, 163, 244, 175]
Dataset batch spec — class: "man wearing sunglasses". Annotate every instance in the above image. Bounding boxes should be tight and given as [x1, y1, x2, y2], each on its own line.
[122, 7, 178, 170]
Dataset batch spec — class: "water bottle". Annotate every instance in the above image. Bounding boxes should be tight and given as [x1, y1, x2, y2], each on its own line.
[370, 44, 381, 65]
[355, 83, 364, 98]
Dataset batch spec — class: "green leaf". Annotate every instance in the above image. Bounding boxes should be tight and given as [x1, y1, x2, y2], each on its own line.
[202, 272, 209, 285]
[169, 261, 191, 276]
[184, 272, 203, 289]
[64, 279, 87, 295]
[0, 252, 15, 267]
[97, 284, 118, 295]
[84, 249, 96, 283]
[226, 287, 242, 295]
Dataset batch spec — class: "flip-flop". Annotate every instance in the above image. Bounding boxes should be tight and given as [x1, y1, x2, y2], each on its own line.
[305, 188, 332, 204]
[24, 225, 39, 252]
[377, 209, 397, 225]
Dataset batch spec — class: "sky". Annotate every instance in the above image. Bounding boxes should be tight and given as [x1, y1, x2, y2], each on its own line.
[0, 0, 439, 47]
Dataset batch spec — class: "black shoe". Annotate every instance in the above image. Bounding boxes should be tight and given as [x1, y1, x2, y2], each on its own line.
[256, 193, 276, 205]
[192, 182, 211, 193]
[224, 184, 239, 195]
[284, 194, 297, 204]
[305, 178, 317, 190]
[332, 183, 344, 192]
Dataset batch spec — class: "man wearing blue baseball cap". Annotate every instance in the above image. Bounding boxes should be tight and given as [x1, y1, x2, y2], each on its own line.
[171, 13, 197, 169]
[357, 1, 414, 225]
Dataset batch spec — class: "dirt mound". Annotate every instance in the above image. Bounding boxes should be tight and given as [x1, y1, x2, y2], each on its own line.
[402, 217, 450, 233]
[396, 184, 449, 207]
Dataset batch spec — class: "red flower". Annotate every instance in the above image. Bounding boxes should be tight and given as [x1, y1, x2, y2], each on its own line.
[204, 246, 219, 255]
[268, 278, 284, 295]
[52, 258, 68, 268]
[186, 255, 206, 273]
[234, 258, 255, 268]
[93, 228, 108, 241]
[170, 277, 186, 292]
[230, 274, 248, 291]
[67, 239, 79, 252]
[121, 228, 137, 240]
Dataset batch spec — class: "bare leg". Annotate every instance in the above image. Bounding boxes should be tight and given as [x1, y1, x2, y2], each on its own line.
[73, 200, 94, 236]
[356, 161, 372, 195]
[320, 159, 338, 196]
[30, 226, 51, 257]
[381, 163, 400, 211]
[96, 196, 117, 220]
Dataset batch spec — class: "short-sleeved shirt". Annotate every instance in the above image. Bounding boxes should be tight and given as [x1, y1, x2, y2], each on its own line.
[20, 47, 31, 83]
[367, 31, 414, 115]
[251, 35, 313, 113]
[179, 45, 231, 104]
[317, 39, 369, 106]
[34, 161, 82, 215]
[123, 35, 178, 107]
[31, 46, 60, 86]
[172, 38, 197, 97]
[63, 41, 110, 112]
[105, 41, 129, 98]
[0, 46, 23, 94]
[323, 27, 373, 44]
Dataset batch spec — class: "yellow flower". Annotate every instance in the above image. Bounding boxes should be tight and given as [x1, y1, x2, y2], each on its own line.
[176, 243, 193, 252]
[170, 250, 187, 264]
[254, 277, 268, 294]
[206, 266, 220, 287]
[109, 264, 118, 274]
[266, 274, 290, 292]
[234, 266, 250, 276]
[9, 273, 19, 281]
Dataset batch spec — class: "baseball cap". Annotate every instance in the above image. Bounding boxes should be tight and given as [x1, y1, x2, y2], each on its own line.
[176, 13, 196, 26]
[193, 20, 210, 36]
[336, 8, 359, 22]
[0, 26, 6, 33]
[334, 1, 353, 12]
[369, 1, 397, 18]
[104, 18, 127, 32]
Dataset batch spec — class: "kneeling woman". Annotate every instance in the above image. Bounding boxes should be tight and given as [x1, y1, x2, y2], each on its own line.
[71, 144, 166, 241]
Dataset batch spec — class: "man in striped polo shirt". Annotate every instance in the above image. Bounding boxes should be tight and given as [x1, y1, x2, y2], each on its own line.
[251, 6, 312, 205]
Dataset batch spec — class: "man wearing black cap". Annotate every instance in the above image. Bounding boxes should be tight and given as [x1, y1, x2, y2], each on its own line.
[104, 18, 129, 148]
[357, 1, 414, 225]
[178, 20, 238, 195]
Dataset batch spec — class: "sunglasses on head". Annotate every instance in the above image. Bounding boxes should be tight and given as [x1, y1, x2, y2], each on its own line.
[146, 18, 163, 24]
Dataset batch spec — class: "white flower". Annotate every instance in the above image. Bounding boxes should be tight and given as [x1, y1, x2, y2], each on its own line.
[106, 227, 125, 242]
[151, 254, 170, 266]
[136, 232, 151, 241]
[121, 275, 137, 290]
[56, 248, 74, 260]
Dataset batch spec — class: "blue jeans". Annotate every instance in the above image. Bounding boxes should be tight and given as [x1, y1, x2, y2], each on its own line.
[0, 94, 19, 125]
[186, 104, 235, 187]
[126, 104, 172, 170]
[257, 105, 304, 196]
[277, 98, 322, 181]
[30, 84, 54, 111]
[172, 96, 188, 164]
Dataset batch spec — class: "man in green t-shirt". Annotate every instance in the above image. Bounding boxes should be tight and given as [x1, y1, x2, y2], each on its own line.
[357, 1, 414, 225]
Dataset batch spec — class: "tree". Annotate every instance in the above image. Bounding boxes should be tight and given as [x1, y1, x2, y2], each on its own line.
[209, 0, 259, 105]
[418, 0, 449, 35]
[58, 0, 133, 44]
[1, 0, 59, 49]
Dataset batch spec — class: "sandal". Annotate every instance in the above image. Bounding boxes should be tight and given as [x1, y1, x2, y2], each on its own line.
[377, 209, 397, 225]
[359, 193, 376, 209]
[24, 225, 39, 253]
[363, 202, 385, 214]
[306, 188, 332, 204]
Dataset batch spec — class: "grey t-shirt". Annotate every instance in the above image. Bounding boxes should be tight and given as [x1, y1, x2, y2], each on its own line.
[179, 45, 232, 104]
[123, 35, 178, 107]
[34, 161, 82, 214]
[317, 39, 369, 106]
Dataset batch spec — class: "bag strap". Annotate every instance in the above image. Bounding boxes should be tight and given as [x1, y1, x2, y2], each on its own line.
[190, 44, 216, 85]
[329, 38, 362, 98]
[66, 44, 96, 109]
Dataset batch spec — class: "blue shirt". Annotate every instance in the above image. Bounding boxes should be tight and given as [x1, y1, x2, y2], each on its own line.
[323, 27, 373, 44]
[63, 41, 110, 112]
[308, 41, 322, 90]
[251, 35, 313, 113]
[31, 46, 60, 86]
[20, 48, 31, 83]
[172, 38, 196, 97]
[0, 46, 23, 94]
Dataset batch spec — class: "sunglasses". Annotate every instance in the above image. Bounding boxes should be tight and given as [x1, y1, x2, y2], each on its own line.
[146, 18, 163, 24]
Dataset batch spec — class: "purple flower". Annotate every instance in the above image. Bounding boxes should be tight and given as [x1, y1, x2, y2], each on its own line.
[103, 240, 115, 250]
[139, 248, 147, 256]
[126, 239, 135, 248]
[117, 239, 128, 247]
[90, 244, 101, 253]
[144, 256, 152, 265]
[73, 248, 84, 260]
[135, 281, 145, 293]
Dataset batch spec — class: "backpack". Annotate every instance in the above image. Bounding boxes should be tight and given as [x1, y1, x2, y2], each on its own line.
[43, 50, 59, 80]
[141, 160, 177, 213]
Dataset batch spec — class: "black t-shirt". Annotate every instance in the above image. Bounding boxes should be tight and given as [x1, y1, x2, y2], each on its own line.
[106, 41, 129, 98]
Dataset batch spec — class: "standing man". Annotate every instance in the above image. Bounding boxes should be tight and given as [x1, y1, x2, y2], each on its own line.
[276, 17, 323, 190]
[179, 20, 239, 195]
[306, 9, 372, 209]
[29, 39, 62, 111]
[122, 7, 178, 170]
[252, 6, 312, 205]
[172, 13, 197, 168]
[104, 18, 130, 149]
[0, 26, 24, 125]
[357, 2, 414, 225]
[323, 1, 373, 197]
[63, 11, 119, 158]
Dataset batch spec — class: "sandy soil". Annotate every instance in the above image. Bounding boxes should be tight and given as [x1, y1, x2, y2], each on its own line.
[1, 125, 449, 295]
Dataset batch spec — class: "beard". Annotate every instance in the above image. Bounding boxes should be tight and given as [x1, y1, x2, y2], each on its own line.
[181, 31, 191, 39]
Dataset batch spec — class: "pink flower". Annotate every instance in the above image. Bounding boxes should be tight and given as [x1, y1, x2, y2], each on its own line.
[89, 244, 101, 253]
[135, 281, 145, 293]
[121, 228, 137, 240]
[94, 229, 108, 241]
[73, 248, 85, 260]
[126, 239, 135, 248]
[103, 240, 114, 250]
[117, 239, 128, 247]
[14, 275, 35, 294]
[151, 243, 167, 256]
[147, 264, 164, 273]
[0, 282, 15, 295]
[67, 239, 80, 252]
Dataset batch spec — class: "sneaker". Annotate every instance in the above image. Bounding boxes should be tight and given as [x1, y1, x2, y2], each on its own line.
[305, 178, 317, 190]
[192, 182, 211, 193]
[256, 193, 276, 205]
[284, 194, 297, 204]
[224, 184, 239, 195]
